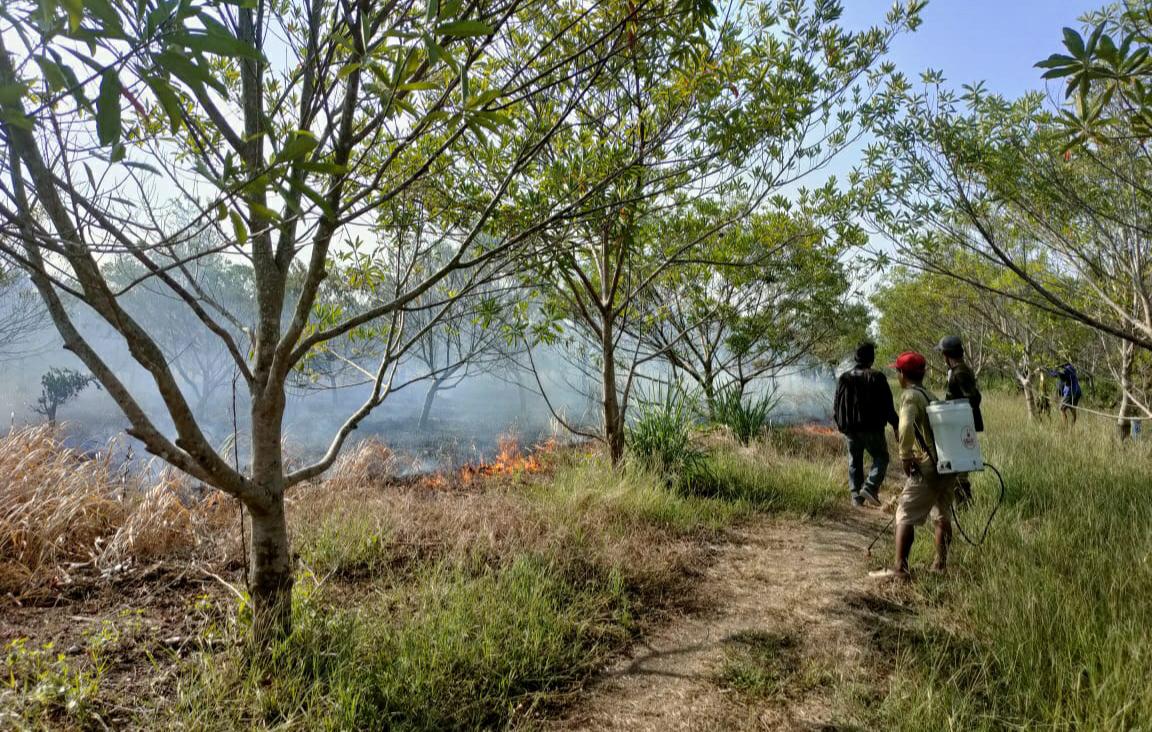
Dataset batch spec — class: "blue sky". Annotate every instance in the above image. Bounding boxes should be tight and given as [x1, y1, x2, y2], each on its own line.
[841, 0, 1099, 97]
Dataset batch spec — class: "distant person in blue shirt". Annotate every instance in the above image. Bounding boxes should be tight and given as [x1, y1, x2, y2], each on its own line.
[1047, 363, 1082, 426]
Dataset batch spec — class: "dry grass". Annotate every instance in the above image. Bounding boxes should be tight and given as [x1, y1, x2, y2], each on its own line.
[290, 441, 713, 614]
[0, 426, 231, 601]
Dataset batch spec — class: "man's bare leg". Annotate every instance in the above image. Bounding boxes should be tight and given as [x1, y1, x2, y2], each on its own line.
[894, 524, 914, 579]
[931, 518, 951, 573]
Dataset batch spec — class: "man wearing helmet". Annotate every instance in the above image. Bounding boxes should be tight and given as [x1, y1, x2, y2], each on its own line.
[936, 335, 982, 502]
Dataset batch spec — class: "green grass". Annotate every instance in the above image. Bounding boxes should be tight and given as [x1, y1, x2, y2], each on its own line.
[168, 557, 631, 731]
[863, 394, 1152, 731]
[702, 448, 842, 517]
[714, 630, 802, 699]
[156, 445, 840, 730]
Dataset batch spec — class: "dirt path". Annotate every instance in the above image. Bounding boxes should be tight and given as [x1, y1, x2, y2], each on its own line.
[549, 512, 898, 731]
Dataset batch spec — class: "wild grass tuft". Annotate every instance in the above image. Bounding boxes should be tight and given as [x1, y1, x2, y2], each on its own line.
[626, 384, 712, 492]
[0, 426, 232, 599]
[712, 383, 776, 446]
[168, 557, 632, 731]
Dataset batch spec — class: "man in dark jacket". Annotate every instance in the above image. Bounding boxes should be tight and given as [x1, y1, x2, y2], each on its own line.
[937, 335, 983, 431]
[834, 342, 899, 507]
[937, 335, 983, 502]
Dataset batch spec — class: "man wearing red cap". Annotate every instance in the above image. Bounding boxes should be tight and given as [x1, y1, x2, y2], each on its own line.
[874, 351, 954, 579]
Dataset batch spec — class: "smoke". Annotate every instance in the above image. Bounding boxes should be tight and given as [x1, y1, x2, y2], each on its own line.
[0, 278, 839, 473]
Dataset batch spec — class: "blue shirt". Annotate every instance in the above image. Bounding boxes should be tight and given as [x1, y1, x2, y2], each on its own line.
[1048, 364, 1081, 398]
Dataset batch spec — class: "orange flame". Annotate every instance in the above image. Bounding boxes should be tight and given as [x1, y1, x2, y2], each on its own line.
[795, 423, 840, 437]
[458, 435, 547, 484]
[416, 435, 552, 490]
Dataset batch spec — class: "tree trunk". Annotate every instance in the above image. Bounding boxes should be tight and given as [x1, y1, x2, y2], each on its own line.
[601, 316, 624, 466]
[247, 391, 292, 645]
[702, 370, 716, 421]
[247, 495, 293, 644]
[1017, 370, 1036, 421]
[1117, 341, 1135, 440]
[419, 380, 442, 431]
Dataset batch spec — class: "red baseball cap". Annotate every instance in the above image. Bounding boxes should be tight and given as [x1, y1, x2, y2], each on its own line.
[889, 351, 927, 375]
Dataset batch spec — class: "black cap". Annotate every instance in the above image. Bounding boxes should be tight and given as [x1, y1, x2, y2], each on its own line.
[854, 341, 876, 366]
[936, 335, 964, 357]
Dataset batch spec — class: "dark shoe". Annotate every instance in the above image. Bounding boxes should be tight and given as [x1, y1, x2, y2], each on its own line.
[860, 487, 882, 506]
[851, 494, 865, 508]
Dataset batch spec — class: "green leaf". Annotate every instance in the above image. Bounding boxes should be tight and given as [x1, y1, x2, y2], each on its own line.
[1035, 54, 1076, 69]
[109, 143, 126, 162]
[144, 75, 184, 132]
[180, 23, 262, 60]
[1062, 27, 1085, 58]
[33, 56, 68, 92]
[436, 20, 494, 37]
[84, 0, 125, 35]
[276, 130, 319, 162]
[95, 70, 122, 146]
[229, 209, 248, 245]
[155, 49, 226, 96]
[0, 110, 34, 130]
[297, 181, 336, 219]
[60, 0, 82, 32]
[397, 81, 439, 91]
[0, 83, 28, 104]
[247, 200, 280, 221]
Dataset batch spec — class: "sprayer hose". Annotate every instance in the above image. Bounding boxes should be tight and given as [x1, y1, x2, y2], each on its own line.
[951, 462, 1006, 547]
[865, 461, 1006, 554]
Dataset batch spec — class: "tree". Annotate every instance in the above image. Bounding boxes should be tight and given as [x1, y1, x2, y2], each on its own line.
[403, 259, 519, 430]
[525, 0, 922, 464]
[640, 207, 863, 417]
[0, 258, 47, 360]
[33, 367, 98, 425]
[872, 262, 1087, 419]
[0, 0, 697, 643]
[862, 11, 1152, 362]
[102, 250, 255, 423]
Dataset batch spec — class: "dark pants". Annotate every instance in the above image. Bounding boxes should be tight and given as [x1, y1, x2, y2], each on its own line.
[845, 430, 889, 499]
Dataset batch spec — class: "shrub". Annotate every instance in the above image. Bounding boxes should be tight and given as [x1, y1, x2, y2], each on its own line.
[712, 383, 776, 445]
[626, 384, 711, 492]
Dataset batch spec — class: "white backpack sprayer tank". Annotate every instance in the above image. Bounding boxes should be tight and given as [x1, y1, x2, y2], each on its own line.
[926, 400, 984, 474]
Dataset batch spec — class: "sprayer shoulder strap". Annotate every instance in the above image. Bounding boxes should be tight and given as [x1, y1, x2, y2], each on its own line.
[909, 386, 937, 460]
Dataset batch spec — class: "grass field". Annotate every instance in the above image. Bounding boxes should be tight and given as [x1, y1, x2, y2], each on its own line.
[0, 427, 841, 730]
[5, 393, 1147, 730]
[862, 395, 1152, 731]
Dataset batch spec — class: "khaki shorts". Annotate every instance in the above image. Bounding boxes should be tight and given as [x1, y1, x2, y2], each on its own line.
[895, 468, 956, 527]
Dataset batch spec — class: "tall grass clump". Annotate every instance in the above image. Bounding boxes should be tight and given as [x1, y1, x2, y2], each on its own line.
[868, 394, 1152, 730]
[712, 382, 776, 445]
[627, 384, 711, 492]
[0, 426, 229, 598]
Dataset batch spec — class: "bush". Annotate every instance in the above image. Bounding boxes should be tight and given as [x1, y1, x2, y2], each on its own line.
[712, 383, 776, 445]
[626, 384, 711, 492]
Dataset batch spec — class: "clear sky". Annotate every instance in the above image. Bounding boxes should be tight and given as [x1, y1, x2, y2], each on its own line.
[841, 0, 1100, 97]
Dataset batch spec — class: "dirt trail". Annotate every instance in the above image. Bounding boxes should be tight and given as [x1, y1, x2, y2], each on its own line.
[550, 513, 898, 731]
